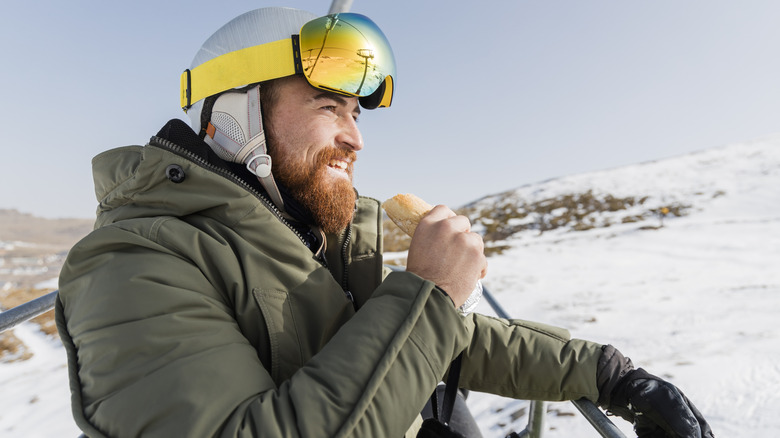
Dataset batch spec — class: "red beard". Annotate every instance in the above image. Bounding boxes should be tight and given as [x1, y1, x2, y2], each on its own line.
[271, 146, 358, 234]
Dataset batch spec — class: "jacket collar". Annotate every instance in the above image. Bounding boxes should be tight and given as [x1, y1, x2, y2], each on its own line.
[156, 119, 323, 248]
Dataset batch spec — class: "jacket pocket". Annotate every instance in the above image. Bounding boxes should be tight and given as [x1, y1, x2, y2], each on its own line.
[253, 288, 304, 384]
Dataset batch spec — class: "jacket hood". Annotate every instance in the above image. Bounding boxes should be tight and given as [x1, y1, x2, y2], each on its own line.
[91, 119, 272, 229]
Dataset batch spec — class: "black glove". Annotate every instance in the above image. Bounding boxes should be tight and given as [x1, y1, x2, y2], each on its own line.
[596, 345, 715, 438]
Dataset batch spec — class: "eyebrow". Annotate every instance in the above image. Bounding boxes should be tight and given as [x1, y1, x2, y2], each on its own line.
[313, 91, 361, 115]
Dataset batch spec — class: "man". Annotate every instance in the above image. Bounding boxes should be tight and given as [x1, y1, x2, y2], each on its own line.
[56, 7, 714, 437]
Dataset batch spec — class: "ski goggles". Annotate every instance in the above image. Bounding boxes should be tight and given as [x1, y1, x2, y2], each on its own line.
[181, 12, 395, 111]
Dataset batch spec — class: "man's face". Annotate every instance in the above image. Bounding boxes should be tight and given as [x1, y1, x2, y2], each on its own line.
[265, 76, 364, 233]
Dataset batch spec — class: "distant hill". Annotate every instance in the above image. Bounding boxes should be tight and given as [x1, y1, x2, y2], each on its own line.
[384, 134, 780, 259]
[459, 134, 780, 253]
[0, 209, 93, 246]
[0, 209, 93, 289]
[1, 211, 92, 368]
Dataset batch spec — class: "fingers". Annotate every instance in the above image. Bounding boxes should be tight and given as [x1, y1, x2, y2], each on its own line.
[682, 393, 715, 438]
[406, 205, 487, 308]
[630, 377, 707, 438]
[421, 205, 467, 231]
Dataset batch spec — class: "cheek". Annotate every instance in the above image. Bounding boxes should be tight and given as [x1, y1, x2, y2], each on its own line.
[298, 126, 333, 163]
[268, 122, 307, 161]
[268, 112, 332, 164]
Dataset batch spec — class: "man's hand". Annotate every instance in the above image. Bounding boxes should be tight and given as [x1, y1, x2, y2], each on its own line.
[622, 369, 714, 438]
[597, 345, 715, 438]
[405, 205, 487, 308]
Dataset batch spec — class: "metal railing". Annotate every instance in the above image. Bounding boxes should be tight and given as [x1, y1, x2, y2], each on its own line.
[482, 286, 626, 438]
[1, 283, 626, 438]
[0, 289, 58, 334]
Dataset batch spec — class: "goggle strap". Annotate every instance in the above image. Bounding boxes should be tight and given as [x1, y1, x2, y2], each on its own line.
[181, 39, 297, 110]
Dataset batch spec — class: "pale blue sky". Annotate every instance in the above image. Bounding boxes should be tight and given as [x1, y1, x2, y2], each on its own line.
[2, 0, 779, 218]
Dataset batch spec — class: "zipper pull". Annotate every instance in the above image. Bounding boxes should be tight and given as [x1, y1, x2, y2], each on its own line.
[344, 290, 357, 310]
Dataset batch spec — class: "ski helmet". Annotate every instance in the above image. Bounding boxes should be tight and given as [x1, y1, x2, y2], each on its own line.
[181, 7, 396, 129]
[180, 7, 396, 212]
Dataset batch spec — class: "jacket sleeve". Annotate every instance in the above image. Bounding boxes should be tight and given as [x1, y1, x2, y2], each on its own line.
[458, 313, 603, 402]
[57, 225, 471, 438]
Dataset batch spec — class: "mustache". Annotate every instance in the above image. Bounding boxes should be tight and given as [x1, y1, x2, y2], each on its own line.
[316, 147, 358, 169]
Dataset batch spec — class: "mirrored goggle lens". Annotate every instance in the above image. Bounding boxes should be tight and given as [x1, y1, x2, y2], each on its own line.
[299, 13, 395, 103]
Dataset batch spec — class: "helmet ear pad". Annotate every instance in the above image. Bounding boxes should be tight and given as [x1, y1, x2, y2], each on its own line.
[198, 82, 260, 141]
[202, 88, 266, 163]
[211, 94, 250, 149]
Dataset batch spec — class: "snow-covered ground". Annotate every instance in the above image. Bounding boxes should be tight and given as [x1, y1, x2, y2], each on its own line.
[0, 320, 79, 436]
[1, 135, 778, 437]
[467, 135, 780, 437]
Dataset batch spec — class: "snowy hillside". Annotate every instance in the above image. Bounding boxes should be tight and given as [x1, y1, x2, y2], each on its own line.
[465, 135, 780, 437]
[2, 135, 778, 437]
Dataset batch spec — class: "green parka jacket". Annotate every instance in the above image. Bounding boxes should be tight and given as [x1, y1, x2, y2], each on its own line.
[56, 120, 603, 438]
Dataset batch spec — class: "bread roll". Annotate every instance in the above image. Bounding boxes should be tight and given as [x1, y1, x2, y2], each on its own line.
[382, 193, 433, 237]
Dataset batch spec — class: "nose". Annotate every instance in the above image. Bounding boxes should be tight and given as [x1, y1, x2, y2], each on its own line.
[336, 116, 364, 152]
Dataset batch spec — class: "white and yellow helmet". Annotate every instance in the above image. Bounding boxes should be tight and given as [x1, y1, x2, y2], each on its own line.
[180, 7, 396, 211]
[182, 7, 395, 131]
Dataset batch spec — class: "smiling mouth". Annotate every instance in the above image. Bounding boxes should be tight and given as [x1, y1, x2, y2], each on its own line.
[328, 159, 350, 172]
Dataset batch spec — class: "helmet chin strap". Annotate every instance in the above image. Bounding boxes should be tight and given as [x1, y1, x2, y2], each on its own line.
[202, 85, 287, 213]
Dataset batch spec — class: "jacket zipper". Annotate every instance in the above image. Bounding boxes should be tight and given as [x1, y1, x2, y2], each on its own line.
[151, 137, 356, 309]
[341, 225, 356, 310]
[149, 137, 312, 253]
